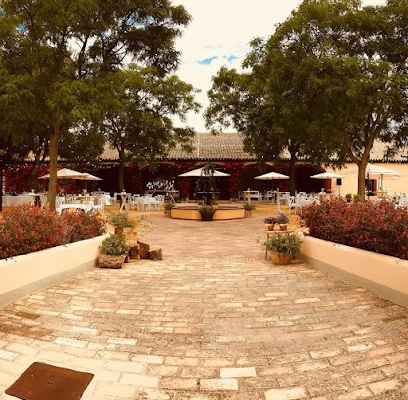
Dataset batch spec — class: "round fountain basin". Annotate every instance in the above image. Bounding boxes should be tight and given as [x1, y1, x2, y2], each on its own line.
[170, 204, 245, 220]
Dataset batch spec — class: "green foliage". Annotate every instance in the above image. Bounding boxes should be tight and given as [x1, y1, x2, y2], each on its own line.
[0, 0, 192, 206]
[264, 233, 302, 256]
[277, 212, 289, 224]
[96, 65, 200, 190]
[205, 0, 408, 198]
[164, 202, 174, 210]
[100, 234, 130, 256]
[106, 212, 151, 236]
[298, 199, 408, 259]
[198, 205, 216, 215]
[106, 212, 135, 228]
[243, 202, 256, 210]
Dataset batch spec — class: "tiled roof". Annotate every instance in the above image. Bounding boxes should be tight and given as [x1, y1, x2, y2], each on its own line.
[165, 132, 255, 161]
[100, 132, 407, 163]
[100, 132, 256, 161]
[369, 141, 408, 162]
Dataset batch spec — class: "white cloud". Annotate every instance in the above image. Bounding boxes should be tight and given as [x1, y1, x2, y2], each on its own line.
[173, 0, 386, 132]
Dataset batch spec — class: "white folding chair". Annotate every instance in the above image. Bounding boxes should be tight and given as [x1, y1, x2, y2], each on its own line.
[93, 196, 105, 214]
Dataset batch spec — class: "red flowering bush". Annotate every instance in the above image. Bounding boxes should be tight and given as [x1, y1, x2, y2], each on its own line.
[0, 206, 106, 259]
[60, 211, 106, 244]
[299, 199, 408, 259]
[0, 205, 65, 259]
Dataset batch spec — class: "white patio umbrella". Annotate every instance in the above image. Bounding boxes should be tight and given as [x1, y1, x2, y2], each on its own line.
[344, 163, 399, 192]
[178, 167, 230, 177]
[310, 172, 343, 179]
[344, 163, 399, 176]
[254, 171, 289, 180]
[311, 172, 343, 196]
[81, 172, 102, 181]
[39, 168, 102, 180]
[255, 171, 289, 210]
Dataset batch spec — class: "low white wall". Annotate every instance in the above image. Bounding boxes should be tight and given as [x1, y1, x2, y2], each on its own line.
[300, 235, 408, 308]
[0, 235, 108, 307]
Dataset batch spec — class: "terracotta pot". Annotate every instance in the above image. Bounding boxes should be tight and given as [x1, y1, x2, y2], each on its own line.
[266, 224, 275, 231]
[201, 212, 214, 221]
[269, 252, 292, 265]
[279, 224, 288, 231]
[245, 210, 252, 217]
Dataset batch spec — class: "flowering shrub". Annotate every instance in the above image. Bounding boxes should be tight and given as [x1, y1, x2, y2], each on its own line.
[298, 199, 408, 259]
[0, 205, 65, 259]
[60, 211, 106, 244]
[263, 216, 278, 224]
[277, 212, 289, 224]
[0, 206, 106, 259]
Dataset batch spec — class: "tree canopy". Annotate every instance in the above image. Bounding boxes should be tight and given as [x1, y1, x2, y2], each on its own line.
[0, 0, 192, 208]
[205, 0, 408, 197]
[96, 65, 200, 191]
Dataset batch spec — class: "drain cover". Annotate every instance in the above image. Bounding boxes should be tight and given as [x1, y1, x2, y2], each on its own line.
[6, 362, 94, 400]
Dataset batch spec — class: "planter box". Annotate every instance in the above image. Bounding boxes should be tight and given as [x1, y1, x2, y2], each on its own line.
[0, 235, 108, 307]
[300, 235, 408, 308]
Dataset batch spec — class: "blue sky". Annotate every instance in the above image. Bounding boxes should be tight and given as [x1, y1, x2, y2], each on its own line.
[175, 0, 386, 132]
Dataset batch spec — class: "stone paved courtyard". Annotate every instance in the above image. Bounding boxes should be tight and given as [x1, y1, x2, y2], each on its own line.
[1, 208, 408, 399]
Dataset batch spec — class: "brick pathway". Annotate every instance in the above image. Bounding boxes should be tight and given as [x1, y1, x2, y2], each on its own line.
[1, 210, 408, 399]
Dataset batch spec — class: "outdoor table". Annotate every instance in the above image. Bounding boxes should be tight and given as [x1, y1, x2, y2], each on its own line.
[166, 190, 179, 203]
[245, 190, 262, 202]
[2, 194, 35, 207]
[119, 192, 129, 211]
[56, 203, 94, 214]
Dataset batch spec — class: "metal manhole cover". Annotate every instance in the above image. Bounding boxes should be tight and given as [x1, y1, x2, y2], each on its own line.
[6, 362, 94, 400]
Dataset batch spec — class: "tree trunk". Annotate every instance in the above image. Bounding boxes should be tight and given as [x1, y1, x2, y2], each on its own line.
[47, 132, 60, 210]
[118, 157, 126, 192]
[357, 161, 368, 200]
[288, 155, 297, 196]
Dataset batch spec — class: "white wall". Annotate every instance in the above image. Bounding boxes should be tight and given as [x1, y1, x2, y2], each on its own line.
[328, 163, 406, 198]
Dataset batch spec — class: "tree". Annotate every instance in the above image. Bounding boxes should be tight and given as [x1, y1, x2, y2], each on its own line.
[206, 0, 408, 197]
[282, 0, 408, 198]
[0, 0, 191, 208]
[206, 39, 345, 195]
[97, 65, 200, 191]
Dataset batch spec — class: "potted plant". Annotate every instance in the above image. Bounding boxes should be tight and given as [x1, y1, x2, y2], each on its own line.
[345, 193, 352, 203]
[353, 194, 363, 202]
[263, 216, 278, 231]
[106, 211, 135, 236]
[264, 232, 302, 264]
[198, 204, 217, 221]
[243, 202, 256, 217]
[277, 212, 289, 230]
[98, 234, 131, 268]
[164, 202, 174, 216]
